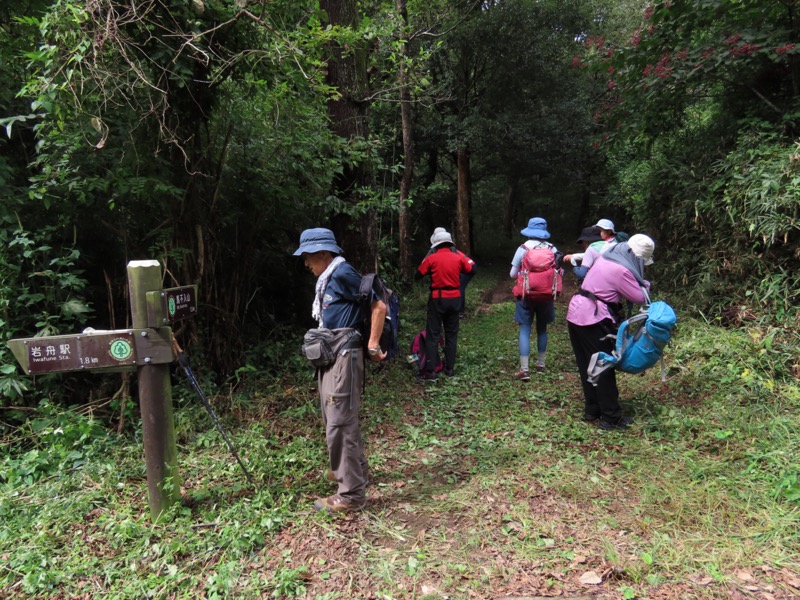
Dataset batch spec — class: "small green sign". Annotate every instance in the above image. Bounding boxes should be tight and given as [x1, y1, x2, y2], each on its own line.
[109, 338, 134, 361]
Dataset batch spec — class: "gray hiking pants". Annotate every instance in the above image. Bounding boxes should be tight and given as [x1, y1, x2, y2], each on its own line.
[318, 346, 369, 504]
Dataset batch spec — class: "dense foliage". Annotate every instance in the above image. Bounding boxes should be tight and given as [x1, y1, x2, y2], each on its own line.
[583, 0, 800, 332]
[1, 0, 798, 414]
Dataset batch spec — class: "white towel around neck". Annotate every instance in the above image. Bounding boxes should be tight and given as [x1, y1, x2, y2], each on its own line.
[312, 256, 345, 326]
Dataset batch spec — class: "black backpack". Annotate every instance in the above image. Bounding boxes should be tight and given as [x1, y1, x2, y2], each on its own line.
[358, 273, 400, 360]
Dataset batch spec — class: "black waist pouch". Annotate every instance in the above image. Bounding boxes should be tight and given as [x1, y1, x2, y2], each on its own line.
[301, 328, 361, 368]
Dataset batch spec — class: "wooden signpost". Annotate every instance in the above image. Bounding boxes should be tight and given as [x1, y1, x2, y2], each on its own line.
[6, 260, 199, 521]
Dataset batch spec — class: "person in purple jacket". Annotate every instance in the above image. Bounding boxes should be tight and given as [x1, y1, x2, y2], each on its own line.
[566, 234, 655, 430]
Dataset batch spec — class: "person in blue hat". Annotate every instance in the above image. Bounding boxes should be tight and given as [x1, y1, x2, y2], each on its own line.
[293, 228, 387, 513]
[509, 217, 562, 380]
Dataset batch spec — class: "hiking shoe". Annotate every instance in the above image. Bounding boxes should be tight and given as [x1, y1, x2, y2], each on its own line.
[583, 413, 600, 423]
[313, 494, 364, 514]
[417, 371, 438, 384]
[534, 364, 546, 373]
[598, 416, 634, 431]
[513, 370, 531, 382]
[443, 368, 455, 377]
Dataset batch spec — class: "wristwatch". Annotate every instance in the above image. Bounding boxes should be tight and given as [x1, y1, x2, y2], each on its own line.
[368, 347, 381, 356]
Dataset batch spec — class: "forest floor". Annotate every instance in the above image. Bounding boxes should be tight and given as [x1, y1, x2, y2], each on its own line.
[244, 266, 800, 600]
[2, 263, 800, 599]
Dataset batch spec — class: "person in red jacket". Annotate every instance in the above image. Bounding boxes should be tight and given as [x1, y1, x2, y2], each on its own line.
[415, 227, 476, 382]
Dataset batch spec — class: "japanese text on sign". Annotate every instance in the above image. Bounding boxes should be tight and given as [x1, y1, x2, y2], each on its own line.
[21, 332, 137, 375]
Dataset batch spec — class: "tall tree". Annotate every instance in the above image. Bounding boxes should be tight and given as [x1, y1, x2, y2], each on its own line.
[423, 0, 594, 249]
[396, 0, 415, 278]
[319, 0, 378, 273]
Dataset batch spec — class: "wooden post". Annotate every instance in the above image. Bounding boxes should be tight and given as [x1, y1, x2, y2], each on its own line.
[127, 260, 180, 520]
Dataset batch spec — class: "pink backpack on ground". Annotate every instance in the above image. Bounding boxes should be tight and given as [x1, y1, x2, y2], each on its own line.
[512, 245, 562, 302]
[410, 329, 444, 373]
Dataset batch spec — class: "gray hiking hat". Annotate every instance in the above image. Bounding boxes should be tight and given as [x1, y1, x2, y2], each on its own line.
[430, 227, 454, 248]
[595, 218, 615, 232]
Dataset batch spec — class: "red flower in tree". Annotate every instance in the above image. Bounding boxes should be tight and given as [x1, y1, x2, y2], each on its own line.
[730, 43, 759, 57]
[776, 44, 796, 56]
[724, 34, 743, 46]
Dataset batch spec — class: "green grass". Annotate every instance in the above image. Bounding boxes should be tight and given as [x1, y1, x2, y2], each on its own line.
[1, 263, 799, 598]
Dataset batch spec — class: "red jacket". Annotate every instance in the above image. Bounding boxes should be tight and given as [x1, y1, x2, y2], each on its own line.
[417, 247, 475, 298]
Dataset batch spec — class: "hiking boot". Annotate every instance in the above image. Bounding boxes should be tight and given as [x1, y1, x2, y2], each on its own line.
[534, 364, 546, 373]
[599, 416, 634, 431]
[443, 368, 455, 377]
[313, 494, 364, 514]
[583, 413, 600, 423]
[513, 369, 531, 382]
[417, 371, 438, 384]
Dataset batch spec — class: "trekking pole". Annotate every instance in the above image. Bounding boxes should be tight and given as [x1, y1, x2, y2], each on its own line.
[172, 339, 256, 487]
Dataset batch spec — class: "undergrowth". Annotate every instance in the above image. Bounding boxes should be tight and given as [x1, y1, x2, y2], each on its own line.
[1, 262, 799, 599]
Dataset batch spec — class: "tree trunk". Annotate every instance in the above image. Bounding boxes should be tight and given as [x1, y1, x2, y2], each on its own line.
[455, 147, 472, 256]
[503, 174, 518, 239]
[397, 0, 414, 280]
[320, 0, 375, 274]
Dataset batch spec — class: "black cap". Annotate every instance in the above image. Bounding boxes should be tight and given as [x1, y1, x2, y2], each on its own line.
[576, 226, 602, 243]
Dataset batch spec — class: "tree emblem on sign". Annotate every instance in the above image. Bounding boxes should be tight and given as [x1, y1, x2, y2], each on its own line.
[168, 297, 176, 316]
[109, 339, 133, 361]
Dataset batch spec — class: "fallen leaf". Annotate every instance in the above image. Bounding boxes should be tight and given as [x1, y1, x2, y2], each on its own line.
[579, 571, 603, 585]
[572, 555, 587, 564]
[736, 570, 754, 582]
[421, 585, 437, 595]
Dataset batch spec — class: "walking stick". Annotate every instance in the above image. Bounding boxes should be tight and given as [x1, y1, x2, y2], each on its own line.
[172, 339, 255, 487]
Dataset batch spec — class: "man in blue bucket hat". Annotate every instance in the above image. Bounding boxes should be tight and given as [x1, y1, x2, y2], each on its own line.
[509, 217, 563, 380]
[293, 228, 387, 513]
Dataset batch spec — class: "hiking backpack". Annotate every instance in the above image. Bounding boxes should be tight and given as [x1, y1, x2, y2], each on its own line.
[512, 245, 563, 302]
[358, 273, 400, 360]
[586, 298, 677, 385]
[409, 329, 444, 374]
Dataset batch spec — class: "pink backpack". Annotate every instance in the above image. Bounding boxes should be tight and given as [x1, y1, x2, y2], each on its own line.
[512, 245, 562, 302]
[410, 329, 444, 373]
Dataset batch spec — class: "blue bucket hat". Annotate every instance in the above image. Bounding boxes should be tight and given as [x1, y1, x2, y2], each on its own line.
[293, 228, 343, 256]
[521, 217, 550, 239]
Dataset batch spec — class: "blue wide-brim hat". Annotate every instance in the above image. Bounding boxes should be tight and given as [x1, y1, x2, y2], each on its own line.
[521, 217, 550, 239]
[293, 228, 343, 256]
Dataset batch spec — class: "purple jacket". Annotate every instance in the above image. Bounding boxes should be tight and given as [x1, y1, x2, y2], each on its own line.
[566, 257, 649, 326]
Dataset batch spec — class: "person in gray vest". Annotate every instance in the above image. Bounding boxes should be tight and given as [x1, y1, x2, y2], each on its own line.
[294, 228, 387, 513]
